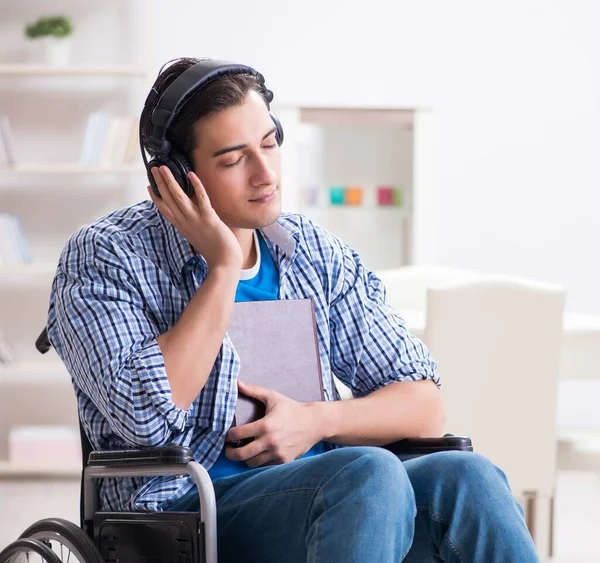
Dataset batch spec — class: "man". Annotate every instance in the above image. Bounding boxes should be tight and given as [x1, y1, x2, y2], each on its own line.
[48, 57, 540, 562]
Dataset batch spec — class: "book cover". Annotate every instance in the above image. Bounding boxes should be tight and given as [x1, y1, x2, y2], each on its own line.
[227, 299, 324, 426]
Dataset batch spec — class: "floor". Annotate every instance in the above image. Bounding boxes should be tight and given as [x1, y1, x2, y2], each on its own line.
[1, 470, 599, 560]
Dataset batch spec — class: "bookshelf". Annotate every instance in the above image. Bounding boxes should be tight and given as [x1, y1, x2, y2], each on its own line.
[0, 64, 150, 76]
[0, 0, 153, 480]
[1, 163, 144, 173]
[275, 105, 438, 272]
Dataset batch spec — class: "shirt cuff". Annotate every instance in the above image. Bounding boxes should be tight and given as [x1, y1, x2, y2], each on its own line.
[130, 339, 191, 433]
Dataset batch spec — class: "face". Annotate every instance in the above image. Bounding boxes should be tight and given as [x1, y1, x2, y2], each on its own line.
[189, 90, 282, 230]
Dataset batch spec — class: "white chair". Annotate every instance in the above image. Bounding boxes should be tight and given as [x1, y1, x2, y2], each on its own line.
[377, 265, 484, 313]
[423, 277, 565, 561]
[334, 265, 481, 400]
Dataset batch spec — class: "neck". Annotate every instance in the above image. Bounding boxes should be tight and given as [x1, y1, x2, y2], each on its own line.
[232, 227, 256, 269]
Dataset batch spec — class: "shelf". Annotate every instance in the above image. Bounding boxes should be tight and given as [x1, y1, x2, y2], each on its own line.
[0, 263, 56, 287]
[0, 163, 144, 174]
[0, 361, 69, 383]
[0, 64, 150, 77]
[300, 107, 414, 128]
[303, 205, 410, 214]
[0, 461, 80, 479]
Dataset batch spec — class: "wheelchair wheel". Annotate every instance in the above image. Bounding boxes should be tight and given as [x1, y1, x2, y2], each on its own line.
[18, 518, 103, 563]
[0, 537, 62, 563]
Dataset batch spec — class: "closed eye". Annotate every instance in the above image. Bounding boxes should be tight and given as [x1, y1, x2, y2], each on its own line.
[221, 144, 277, 168]
[222, 156, 243, 168]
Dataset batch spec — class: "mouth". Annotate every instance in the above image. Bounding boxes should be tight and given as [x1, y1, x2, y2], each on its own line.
[249, 188, 277, 203]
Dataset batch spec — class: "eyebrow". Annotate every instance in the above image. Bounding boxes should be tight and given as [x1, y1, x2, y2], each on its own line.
[211, 126, 277, 158]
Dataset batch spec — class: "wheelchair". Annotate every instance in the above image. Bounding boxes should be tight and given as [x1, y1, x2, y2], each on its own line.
[0, 328, 473, 563]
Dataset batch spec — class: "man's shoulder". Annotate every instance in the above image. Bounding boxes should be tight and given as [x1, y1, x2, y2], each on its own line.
[60, 200, 159, 267]
[276, 213, 339, 249]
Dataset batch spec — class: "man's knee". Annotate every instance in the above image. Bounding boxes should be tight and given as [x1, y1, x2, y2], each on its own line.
[427, 451, 510, 492]
[323, 447, 415, 509]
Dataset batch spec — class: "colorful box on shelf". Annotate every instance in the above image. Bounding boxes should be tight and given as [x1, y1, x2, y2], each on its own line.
[376, 185, 404, 207]
[329, 185, 346, 205]
[345, 186, 363, 206]
[301, 185, 319, 206]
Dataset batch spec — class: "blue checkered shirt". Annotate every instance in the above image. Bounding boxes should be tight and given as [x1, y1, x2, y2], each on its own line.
[47, 200, 439, 511]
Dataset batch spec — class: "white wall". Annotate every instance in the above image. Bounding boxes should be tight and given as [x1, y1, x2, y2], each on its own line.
[149, 0, 600, 314]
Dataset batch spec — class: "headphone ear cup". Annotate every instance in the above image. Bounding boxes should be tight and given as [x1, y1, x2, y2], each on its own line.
[270, 112, 284, 146]
[146, 152, 193, 198]
[168, 151, 194, 197]
[147, 156, 163, 198]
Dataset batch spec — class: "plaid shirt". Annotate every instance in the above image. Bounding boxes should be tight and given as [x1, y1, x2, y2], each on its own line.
[47, 200, 439, 511]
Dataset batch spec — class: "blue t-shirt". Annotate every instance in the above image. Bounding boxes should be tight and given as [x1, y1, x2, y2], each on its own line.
[208, 230, 326, 483]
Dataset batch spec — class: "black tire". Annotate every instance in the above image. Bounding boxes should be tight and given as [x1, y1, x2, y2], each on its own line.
[0, 537, 62, 563]
[19, 518, 103, 563]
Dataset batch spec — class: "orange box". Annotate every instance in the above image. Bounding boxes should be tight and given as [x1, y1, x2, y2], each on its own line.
[345, 186, 363, 205]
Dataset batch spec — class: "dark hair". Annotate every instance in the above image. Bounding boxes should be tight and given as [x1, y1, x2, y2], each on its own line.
[140, 57, 270, 163]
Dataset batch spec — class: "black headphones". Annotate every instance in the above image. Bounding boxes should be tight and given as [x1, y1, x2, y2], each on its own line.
[140, 59, 284, 198]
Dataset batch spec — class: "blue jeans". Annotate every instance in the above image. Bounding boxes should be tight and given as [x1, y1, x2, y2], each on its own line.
[169, 447, 540, 562]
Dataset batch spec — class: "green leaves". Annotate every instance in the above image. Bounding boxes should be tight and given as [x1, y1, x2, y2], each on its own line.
[25, 16, 74, 39]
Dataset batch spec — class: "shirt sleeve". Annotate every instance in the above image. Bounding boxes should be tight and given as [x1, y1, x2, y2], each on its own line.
[47, 230, 189, 447]
[327, 235, 440, 398]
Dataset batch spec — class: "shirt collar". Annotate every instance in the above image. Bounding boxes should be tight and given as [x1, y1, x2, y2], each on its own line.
[261, 215, 299, 258]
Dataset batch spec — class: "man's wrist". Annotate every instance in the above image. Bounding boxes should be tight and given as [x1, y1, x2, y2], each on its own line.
[306, 400, 339, 443]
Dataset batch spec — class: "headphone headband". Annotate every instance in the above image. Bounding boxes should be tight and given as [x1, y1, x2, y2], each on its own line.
[141, 58, 283, 199]
[144, 59, 273, 156]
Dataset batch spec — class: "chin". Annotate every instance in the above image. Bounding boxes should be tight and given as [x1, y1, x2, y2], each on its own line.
[255, 205, 281, 228]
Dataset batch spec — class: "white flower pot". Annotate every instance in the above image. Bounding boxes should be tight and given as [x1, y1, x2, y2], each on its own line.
[36, 37, 72, 67]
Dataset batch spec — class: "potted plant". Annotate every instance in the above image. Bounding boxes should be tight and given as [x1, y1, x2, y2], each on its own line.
[24, 16, 74, 66]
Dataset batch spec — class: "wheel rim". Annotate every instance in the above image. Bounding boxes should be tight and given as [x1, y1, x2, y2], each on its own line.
[17, 530, 89, 563]
[1, 538, 63, 563]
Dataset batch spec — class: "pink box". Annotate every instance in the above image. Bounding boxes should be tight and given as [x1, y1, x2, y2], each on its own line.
[8, 426, 82, 467]
[377, 185, 394, 206]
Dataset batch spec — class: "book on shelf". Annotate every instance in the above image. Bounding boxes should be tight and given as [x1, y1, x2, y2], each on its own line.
[79, 112, 140, 167]
[0, 114, 16, 166]
[0, 213, 31, 265]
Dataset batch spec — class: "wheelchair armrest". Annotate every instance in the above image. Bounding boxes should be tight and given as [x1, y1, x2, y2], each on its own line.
[88, 443, 193, 467]
[382, 435, 473, 456]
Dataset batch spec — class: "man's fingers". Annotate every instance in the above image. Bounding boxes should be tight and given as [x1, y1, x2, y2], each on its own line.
[245, 451, 277, 469]
[225, 438, 268, 462]
[188, 171, 209, 205]
[154, 166, 194, 218]
[226, 419, 264, 443]
[150, 167, 182, 215]
[238, 380, 272, 404]
[147, 184, 176, 221]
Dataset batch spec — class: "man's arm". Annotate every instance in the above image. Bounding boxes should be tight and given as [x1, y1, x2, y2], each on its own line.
[157, 265, 238, 409]
[150, 166, 243, 409]
[225, 379, 443, 468]
[49, 167, 242, 447]
[313, 379, 445, 446]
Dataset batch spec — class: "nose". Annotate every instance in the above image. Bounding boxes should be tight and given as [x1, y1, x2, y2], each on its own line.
[250, 152, 277, 187]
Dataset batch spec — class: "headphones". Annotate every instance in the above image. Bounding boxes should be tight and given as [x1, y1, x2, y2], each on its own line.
[140, 59, 284, 198]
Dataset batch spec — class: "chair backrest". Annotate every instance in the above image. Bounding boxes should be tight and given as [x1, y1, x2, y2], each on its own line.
[377, 265, 483, 312]
[423, 277, 565, 498]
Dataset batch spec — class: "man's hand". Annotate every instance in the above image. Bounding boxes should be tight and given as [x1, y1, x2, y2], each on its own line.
[225, 380, 323, 468]
[148, 165, 242, 270]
